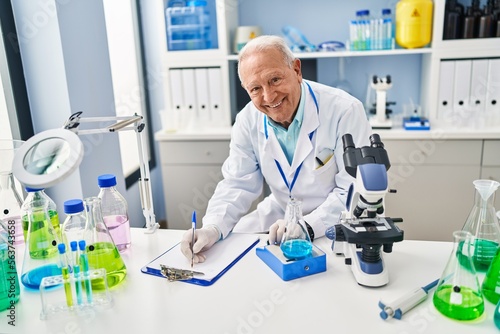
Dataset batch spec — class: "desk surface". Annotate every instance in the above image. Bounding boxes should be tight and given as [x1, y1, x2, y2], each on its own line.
[1, 228, 497, 334]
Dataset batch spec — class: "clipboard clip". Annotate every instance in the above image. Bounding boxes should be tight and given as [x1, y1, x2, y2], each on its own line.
[159, 264, 205, 282]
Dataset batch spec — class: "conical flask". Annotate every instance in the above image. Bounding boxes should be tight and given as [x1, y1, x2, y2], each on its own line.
[280, 198, 312, 260]
[20, 202, 62, 289]
[462, 179, 500, 272]
[495, 299, 500, 329]
[433, 230, 484, 321]
[0, 172, 24, 245]
[481, 245, 500, 304]
[83, 197, 126, 290]
[0, 231, 20, 311]
[0, 139, 25, 245]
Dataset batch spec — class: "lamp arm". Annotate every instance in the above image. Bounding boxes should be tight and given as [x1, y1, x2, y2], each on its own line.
[136, 123, 159, 233]
[64, 112, 159, 233]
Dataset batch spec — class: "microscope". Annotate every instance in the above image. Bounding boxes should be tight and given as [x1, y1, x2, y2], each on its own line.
[327, 133, 404, 287]
[369, 75, 394, 129]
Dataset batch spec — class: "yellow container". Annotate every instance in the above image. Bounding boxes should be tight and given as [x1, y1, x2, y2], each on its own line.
[395, 0, 434, 49]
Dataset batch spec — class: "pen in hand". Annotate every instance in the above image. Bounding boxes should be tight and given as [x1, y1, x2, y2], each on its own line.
[191, 211, 196, 268]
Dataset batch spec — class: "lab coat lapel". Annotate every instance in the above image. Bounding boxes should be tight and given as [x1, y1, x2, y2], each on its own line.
[290, 87, 319, 172]
[260, 114, 290, 174]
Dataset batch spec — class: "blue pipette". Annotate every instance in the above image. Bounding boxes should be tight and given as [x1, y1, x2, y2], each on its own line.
[379, 279, 439, 320]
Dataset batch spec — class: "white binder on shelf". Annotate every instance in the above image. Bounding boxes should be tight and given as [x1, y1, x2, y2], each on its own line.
[486, 58, 500, 125]
[195, 68, 211, 125]
[168, 69, 185, 130]
[437, 60, 455, 123]
[469, 59, 488, 115]
[208, 67, 227, 127]
[181, 68, 198, 130]
[453, 60, 472, 127]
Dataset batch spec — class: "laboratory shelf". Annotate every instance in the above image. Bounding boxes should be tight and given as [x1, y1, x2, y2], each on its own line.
[226, 47, 432, 61]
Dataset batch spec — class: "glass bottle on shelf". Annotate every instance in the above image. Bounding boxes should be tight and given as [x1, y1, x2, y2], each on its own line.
[83, 197, 127, 290]
[20, 203, 61, 289]
[280, 198, 312, 260]
[433, 230, 484, 321]
[21, 187, 60, 242]
[97, 174, 131, 252]
[462, 179, 500, 272]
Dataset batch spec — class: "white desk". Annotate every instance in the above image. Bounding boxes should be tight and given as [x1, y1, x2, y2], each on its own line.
[1, 228, 497, 334]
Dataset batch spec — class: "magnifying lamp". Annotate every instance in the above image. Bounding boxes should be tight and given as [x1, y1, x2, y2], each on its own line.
[12, 111, 159, 233]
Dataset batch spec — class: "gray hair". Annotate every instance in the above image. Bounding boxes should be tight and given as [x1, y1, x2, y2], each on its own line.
[237, 35, 296, 82]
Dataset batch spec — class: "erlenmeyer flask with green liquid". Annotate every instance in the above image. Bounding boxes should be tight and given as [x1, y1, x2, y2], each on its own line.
[462, 179, 500, 272]
[433, 230, 484, 321]
[20, 203, 62, 289]
[482, 246, 500, 304]
[83, 197, 126, 290]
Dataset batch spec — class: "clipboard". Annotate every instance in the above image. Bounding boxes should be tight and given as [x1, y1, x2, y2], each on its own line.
[141, 233, 260, 286]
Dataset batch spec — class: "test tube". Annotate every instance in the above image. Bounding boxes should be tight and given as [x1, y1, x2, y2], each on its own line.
[78, 240, 93, 304]
[57, 243, 73, 307]
[70, 241, 83, 305]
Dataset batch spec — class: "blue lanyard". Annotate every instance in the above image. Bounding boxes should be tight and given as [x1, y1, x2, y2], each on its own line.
[264, 82, 319, 196]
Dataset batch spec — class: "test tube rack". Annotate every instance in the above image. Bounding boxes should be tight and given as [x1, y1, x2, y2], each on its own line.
[39, 269, 113, 320]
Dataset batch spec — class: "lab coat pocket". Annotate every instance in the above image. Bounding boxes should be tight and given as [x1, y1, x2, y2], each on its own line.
[312, 153, 337, 177]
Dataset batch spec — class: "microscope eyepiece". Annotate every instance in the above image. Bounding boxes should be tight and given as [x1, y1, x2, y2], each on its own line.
[369, 134, 384, 149]
[342, 133, 355, 150]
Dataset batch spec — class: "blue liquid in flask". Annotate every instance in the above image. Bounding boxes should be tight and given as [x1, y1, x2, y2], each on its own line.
[21, 264, 61, 289]
[281, 239, 312, 260]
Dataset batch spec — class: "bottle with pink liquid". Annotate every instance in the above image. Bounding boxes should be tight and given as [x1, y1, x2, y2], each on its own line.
[97, 174, 131, 252]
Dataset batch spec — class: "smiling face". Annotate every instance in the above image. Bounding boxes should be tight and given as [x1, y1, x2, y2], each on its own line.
[239, 48, 302, 129]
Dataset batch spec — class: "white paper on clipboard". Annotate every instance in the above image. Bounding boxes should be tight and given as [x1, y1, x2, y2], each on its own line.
[142, 233, 260, 284]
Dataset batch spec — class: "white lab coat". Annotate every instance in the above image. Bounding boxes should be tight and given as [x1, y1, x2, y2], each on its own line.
[203, 80, 372, 239]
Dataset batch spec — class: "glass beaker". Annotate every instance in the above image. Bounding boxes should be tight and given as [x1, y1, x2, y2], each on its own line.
[0, 231, 20, 311]
[0, 172, 24, 245]
[462, 179, 500, 272]
[83, 197, 127, 290]
[433, 230, 484, 321]
[20, 203, 62, 289]
[280, 198, 312, 260]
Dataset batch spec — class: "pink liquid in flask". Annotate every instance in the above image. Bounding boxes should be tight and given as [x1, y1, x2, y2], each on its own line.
[104, 215, 131, 252]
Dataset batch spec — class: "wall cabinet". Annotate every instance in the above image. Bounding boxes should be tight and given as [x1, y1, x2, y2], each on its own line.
[157, 135, 230, 229]
[382, 139, 482, 242]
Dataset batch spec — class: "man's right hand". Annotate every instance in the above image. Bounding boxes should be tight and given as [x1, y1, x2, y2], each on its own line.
[180, 225, 220, 264]
[268, 219, 286, 245]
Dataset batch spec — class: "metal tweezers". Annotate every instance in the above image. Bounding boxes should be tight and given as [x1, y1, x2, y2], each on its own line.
[159, 264, 205, 282]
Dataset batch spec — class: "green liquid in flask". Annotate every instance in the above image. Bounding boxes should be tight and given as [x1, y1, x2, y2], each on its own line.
[22, 210, 60, 241]
[433, 285, 484, 321]
[481, 247, 500, 304]
[494, 300, 500, 329]
[472, 239, 498, 272]
[87, 242, 126, 290]
[23, 210, 59, 260]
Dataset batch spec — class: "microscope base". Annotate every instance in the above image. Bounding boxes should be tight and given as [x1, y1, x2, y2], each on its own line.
[345, 243, 389, 287]
[369, 117, 393, 129]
